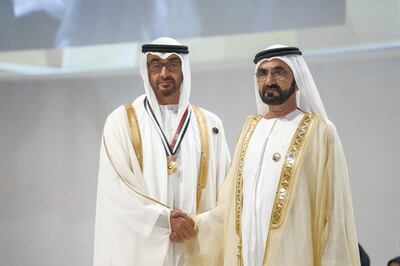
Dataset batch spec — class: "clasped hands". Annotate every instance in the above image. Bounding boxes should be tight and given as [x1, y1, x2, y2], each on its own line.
[169, 209, 197, 243]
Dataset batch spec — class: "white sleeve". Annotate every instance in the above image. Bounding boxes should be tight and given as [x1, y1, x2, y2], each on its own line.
[96, 138, 171, 237]
[94, 109, 172, 241]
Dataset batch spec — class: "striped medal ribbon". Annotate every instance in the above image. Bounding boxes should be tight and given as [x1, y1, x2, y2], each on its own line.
[144, 97, 191, 175]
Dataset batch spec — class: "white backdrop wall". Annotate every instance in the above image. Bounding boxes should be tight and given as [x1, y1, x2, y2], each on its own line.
[0, 49, 399, 265]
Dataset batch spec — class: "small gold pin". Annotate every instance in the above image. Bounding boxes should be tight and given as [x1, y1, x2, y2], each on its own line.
[272, 152, 281, 162]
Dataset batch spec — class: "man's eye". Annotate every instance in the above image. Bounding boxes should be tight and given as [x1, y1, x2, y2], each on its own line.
[275, 69, 286, 76]
[258, 70, 268, 76]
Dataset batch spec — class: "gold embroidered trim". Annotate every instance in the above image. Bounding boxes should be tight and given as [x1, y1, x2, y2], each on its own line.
[125, 104, 143, 171]
[102, 135, 168, 208]
[235, 115, 262, 265]
[263, 113, 316, 264]
[124, 104, 209, 213]
[192, 105, 210, 212]
[270, 113, 315, 228]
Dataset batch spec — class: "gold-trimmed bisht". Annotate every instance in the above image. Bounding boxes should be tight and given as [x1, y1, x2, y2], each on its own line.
[123, 104, 210, 213]
[192, 105, 209, 212]
[263, 113, 315, 263]
[125, 104, 143, 171]
[235, 113, 316, 265]
[235, 115, 262, 265]
[102, 134, 169, 208]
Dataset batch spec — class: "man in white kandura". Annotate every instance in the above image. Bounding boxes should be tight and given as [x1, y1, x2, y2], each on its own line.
[185, 45, 360, 266]
[93, 37, 230, 266]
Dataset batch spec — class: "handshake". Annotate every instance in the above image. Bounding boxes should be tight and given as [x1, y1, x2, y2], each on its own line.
[169, 209, 197, 243]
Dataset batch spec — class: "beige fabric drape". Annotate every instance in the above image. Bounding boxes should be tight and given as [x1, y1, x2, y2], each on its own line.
[185, 114, 360, 266]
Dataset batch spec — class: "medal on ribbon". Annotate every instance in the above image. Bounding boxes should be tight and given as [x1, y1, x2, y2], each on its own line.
[144, 97, 191, 175]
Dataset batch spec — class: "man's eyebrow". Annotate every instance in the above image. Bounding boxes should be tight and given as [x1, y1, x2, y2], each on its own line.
[167, 58, 181, 62]
[258, 66, 285, 71]
[272, 66, 285, 71]
[150, 58, 181, 63]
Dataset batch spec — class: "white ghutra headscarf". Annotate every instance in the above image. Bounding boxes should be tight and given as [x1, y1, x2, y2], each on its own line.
[139, 37, 192, 130]
[254, 44, 327, 117]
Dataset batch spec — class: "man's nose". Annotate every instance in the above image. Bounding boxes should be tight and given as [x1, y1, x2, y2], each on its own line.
[265, 72, 276, 86]
[160, 65, 169, 77]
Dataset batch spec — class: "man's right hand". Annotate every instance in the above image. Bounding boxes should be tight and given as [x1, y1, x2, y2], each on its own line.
[169, 209, 196, 243]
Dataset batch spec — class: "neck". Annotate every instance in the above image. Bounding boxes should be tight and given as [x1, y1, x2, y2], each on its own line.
[156, 90, 180, 105]
[265, 93, 297, 119]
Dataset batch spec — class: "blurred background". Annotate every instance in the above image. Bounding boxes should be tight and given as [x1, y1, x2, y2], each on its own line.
[0, 0, 399, 265]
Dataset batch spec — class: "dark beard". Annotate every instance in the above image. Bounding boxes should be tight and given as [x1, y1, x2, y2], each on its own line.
[259, 80, 296, 105]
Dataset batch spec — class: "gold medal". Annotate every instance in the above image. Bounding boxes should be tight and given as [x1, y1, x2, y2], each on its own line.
[167, 155, 177, 175]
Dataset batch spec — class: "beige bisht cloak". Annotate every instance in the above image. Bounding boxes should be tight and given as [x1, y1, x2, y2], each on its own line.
[185, 113, 360, 266]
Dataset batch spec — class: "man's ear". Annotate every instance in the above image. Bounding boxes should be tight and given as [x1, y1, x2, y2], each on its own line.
[293, 80, 298, 91]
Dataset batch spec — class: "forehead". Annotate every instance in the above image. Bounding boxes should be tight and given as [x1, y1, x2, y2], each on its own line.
[147, 53, 181, 62]
[257, 58, 290, 70]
